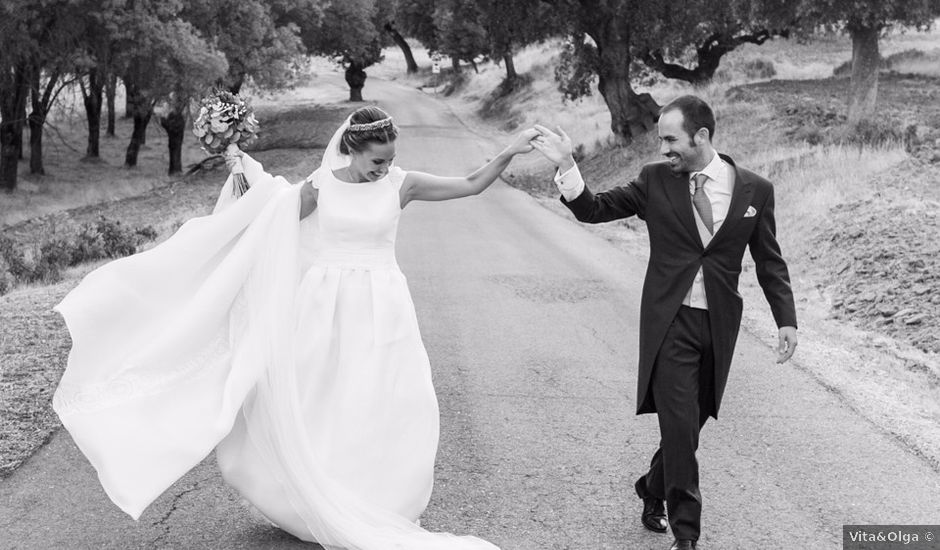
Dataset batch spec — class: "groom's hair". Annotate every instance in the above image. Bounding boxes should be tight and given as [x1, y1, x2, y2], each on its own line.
[660, 95, 715, 141]
[341, 106, 399, 154]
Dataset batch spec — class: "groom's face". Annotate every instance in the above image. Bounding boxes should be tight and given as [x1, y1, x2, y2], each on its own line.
[658, 110, 707, 173]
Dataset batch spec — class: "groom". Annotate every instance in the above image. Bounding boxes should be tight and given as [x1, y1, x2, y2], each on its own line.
[532, 95, 797, 550]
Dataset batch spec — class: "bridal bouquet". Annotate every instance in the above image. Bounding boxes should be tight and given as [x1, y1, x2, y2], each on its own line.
[193, 90, 260, 197]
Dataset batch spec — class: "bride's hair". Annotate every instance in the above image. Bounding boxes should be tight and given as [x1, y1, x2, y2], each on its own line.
[340, 106, 399, 155]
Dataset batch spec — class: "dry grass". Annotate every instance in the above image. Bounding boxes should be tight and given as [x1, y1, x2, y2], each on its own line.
[764, 144, 909, 244]
[0, 280, 74, 476]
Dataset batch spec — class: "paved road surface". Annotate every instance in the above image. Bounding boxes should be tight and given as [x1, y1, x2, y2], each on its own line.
[1, 74, 938, 550]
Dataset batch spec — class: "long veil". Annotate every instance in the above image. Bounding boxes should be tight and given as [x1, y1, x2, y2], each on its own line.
[303, 114, 351, 189]
[53, 155, 302, 517]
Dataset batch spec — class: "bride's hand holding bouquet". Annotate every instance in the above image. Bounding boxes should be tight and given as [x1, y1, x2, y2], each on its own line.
[193, 90, 260, 197]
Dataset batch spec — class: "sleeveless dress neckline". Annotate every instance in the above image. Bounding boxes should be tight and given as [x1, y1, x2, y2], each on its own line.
[329, 168, 390, 186]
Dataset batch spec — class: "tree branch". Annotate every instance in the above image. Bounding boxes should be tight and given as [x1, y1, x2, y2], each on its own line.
[640, 28, 789, 84]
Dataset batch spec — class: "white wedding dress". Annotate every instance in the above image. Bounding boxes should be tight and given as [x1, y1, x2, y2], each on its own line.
[53, 140, 499, 548]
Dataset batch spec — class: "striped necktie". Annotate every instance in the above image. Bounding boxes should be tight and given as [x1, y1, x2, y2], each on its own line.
[692, 173, 714, 234]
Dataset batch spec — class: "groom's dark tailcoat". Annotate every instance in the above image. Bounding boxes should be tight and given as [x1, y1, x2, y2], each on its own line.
[561, 154, 797, 418]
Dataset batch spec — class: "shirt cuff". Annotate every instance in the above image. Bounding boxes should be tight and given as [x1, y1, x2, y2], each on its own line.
[554, 163, 585, 202]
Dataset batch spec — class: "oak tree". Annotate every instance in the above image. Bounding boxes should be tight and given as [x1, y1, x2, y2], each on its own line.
[796, 0, 939, 126]
[302, 0, 383, 101]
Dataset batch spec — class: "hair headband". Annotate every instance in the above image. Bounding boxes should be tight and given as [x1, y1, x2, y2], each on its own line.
[347, 117, 394, 132]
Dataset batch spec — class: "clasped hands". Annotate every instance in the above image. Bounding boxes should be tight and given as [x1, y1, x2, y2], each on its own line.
[514, 125, 576, 173]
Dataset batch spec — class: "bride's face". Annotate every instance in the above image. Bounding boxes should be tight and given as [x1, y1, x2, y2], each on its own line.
[349, 141, 397, 182]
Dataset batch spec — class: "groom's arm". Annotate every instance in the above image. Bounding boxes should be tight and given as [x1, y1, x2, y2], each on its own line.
[555, 162, 647, 224]
[747, 184, 797, 330]
[747, 181, 799, 363]
[532, 124, 646, 223]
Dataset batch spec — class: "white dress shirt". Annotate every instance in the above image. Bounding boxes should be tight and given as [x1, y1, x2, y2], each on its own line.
[553, 152, 734, 310]
[683, 152, 733, 309]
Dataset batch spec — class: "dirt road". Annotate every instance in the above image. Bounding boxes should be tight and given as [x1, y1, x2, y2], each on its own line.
[1, 74, 938, 550]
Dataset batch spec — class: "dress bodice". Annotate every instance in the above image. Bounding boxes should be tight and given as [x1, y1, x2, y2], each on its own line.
[310, 166, 406, 268]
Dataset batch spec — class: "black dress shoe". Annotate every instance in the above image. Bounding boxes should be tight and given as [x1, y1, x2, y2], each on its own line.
[669, 539, 697, 550]
[634, 476, 668, 533]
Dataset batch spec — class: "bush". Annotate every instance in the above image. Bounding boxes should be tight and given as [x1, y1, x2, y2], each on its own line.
[790, 124, 825, 145]
[0, 235, 31, 282]
[742, 58, 776, 80]
[0, 217, 157, 295]
[884, 49, 927, 66]
[713, 67, 734, 84]
[32, 237, 74, 283]
[832, 57, 889, 77]
[73, 217, 156, 264]
[846, 118, 904, 147]
[834, 51, 928, 77]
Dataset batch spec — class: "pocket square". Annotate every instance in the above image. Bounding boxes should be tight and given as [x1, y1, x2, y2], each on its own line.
[744, 205, 757, 218]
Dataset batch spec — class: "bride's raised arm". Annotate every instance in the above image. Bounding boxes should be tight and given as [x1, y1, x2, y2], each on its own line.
[399, 128, 539, 206]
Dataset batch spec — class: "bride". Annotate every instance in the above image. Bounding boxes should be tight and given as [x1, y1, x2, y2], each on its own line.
[53, 105, 538, 549]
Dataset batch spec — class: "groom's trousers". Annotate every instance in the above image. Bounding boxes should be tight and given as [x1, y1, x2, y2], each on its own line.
[640, 305, 716, 541]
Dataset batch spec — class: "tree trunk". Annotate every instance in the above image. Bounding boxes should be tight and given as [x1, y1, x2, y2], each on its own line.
[27, 68, 62, 176]
[591, 20, 659, 141]
[345, 62, 367, 102]
[847, 22, 880, 127]
[28, 109, 43, 174]
[124, 106, 153, 168]
[15, 102, 26, 160]
[451, 57, 461, 72]
[123, 84, 153, 168]
[80, 69, 104, 158]
[0, 64, 29, 191]
[28, 67, 45, 175]
[159, 108, 186, 175]
[384, 23, 418, 74]
[503, 53, 518, 81]
[105, 73, 117, 137]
